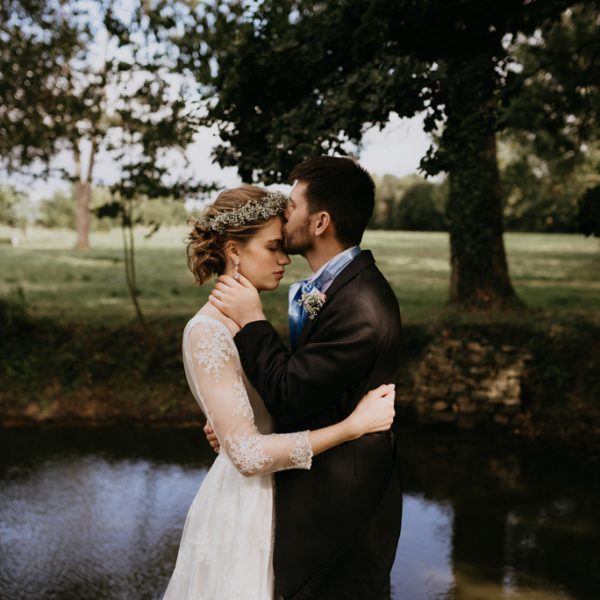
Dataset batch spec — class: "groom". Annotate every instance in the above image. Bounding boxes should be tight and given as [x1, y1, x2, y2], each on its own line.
[208, 157, 402, 599]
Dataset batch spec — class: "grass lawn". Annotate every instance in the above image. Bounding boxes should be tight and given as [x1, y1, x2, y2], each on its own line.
[1, 226, 599, 328]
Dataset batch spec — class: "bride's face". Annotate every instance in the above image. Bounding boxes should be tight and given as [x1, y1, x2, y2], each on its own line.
[237, 217, 290, 291]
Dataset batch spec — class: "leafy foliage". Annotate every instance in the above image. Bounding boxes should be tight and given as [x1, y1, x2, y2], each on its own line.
[2, 1, 212, 251]
[0, 185, 24, 227]
[0, 0, 82, 170]
[371, 175, 447, 231]
[500, 2, 600, 233]
[35, 187, 190, 230]
[171, 0, 583, 307]
[170, 1, 573, 180]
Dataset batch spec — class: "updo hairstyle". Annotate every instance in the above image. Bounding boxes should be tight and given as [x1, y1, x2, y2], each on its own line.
[187, 185, 275, 285]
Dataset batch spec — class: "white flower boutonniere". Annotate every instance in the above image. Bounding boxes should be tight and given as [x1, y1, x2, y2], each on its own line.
[299, 289, 327, 320]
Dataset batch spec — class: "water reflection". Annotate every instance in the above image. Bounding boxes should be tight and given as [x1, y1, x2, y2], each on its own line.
[0, 426, 598, 599]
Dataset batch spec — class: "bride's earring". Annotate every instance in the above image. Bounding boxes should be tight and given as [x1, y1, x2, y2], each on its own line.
[233, 258, 240, 281]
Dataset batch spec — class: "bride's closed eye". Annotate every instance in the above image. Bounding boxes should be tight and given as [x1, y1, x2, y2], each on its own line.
[267, 240, 284, 251]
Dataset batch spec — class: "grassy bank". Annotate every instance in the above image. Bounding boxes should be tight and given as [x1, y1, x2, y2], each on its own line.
[1, 227, 599, 325]
[1, 227, 599, 444]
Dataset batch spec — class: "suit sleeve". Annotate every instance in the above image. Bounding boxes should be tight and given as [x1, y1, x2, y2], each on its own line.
[234, 296, 379, 425]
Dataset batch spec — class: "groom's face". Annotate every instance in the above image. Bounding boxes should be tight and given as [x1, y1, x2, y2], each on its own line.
[283, 181, 314, 255]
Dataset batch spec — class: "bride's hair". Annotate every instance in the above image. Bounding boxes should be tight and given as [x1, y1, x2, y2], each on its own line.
[187, 184, 274, 285]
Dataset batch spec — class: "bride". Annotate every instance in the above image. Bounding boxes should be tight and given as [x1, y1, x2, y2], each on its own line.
[163, 185, 395, 599]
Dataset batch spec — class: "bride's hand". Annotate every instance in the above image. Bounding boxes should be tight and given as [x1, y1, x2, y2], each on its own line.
[209, 274, 266, 327]
[347, 384, 396, 439]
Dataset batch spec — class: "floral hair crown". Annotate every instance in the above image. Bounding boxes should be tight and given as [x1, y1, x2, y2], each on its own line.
[198, 190, 289, 234]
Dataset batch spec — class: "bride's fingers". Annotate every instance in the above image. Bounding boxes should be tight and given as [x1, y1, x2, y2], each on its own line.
[218, 274, 243, 288]
[382, 389, 396, 402]
[376, 383, 395, 393]
[208, 295, 225, 309]
[368, 383, 395, 400]
[237, 273, 255, 289]
[214, 281, 231, 294]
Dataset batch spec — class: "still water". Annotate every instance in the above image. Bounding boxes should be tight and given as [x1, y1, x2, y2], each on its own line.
[0, 425, 598, 600]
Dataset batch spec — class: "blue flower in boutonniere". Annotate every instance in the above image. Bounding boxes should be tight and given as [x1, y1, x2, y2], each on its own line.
[299, 289, 327, 320]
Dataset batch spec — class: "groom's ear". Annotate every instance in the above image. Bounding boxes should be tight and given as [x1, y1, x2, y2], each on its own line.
[313, 211, 332, 237]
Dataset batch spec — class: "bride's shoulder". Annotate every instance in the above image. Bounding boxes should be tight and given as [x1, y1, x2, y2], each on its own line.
[186, 305, 240, 338]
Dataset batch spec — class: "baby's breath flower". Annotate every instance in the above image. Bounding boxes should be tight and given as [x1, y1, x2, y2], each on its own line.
[198, 191, 288, 233]
[299, 289, 327, 320]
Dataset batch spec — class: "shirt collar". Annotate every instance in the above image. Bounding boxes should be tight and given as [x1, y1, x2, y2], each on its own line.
[307, 245, 360, 292]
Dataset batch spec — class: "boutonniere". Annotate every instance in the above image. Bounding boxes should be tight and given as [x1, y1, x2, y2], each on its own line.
[299, 289, 327, 320]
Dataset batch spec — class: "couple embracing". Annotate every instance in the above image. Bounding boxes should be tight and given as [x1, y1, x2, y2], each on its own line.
[163, 157, 403, 600]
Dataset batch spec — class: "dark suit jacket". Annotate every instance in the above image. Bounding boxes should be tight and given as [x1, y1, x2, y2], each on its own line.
[235, 250, 402, 599]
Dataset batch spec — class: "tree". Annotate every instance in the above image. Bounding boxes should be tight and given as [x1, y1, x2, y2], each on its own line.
[54, 0, 202, 250]
[578, 186, 600, 238]
[371, 174, 446, 231]
[37, 190, 75, 229]
[2, 1, 205, 250]
[173, 0, 591, 308]
[498, 138, 596, 232]
[0, 185, 22, 227]
[395, 181, 447, 232]
[500, 2, 600, 232]
[0, 0, 81, 170]
[371, 174, 420, 229]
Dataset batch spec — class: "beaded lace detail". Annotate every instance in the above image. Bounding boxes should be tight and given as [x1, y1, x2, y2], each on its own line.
[232, 378, 253, 420]
[193, 323, 234, 381]
[183, 316, 313, 477]
[225, 433, 275, 476]
[289, 432, 313, 469]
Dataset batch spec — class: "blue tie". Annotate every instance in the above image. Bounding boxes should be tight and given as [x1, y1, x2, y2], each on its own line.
[288, 246, 361, 350]
[288, 271, 332, 350]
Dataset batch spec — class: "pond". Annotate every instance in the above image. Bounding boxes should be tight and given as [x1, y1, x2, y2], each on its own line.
[0, 425, 598, 599]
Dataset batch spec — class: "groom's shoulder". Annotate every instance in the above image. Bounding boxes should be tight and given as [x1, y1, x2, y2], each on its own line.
[335, 255, 399, 312]
[354, 251, 396, 293]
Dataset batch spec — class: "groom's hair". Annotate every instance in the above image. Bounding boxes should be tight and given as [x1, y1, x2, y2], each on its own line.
[289, 156, 375, 246]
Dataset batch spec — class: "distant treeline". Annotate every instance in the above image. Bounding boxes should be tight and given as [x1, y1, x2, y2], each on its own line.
[0, 186, 190, 231]
[371, 167, 590, 233]
[0, 175, 590, 234]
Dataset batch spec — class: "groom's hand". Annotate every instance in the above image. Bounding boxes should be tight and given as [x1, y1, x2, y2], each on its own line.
[209, 274, 266, 327]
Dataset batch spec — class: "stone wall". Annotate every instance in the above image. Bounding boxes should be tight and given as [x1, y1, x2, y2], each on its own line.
[396, 332, 533, 428]
[2, 314, 598, 448]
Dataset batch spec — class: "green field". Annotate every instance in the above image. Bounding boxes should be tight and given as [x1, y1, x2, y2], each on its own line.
[1, 226, 599, 327]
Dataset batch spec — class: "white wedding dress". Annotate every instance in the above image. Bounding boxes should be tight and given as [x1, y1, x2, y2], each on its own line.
[163, 314, 313, 600]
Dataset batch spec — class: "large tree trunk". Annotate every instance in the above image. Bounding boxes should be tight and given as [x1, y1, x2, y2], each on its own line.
[73, 139, 96, 251]
[444, 56, 520, 309]
[74, 181, 91, 250]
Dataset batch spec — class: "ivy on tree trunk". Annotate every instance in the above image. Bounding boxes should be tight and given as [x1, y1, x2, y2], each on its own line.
[443, 57, 519, 308]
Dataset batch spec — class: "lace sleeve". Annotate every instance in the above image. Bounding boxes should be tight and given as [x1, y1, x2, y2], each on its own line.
[184, 320, 312, 476]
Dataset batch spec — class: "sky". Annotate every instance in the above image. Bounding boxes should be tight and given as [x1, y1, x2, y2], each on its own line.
[5, 112, 433, 202]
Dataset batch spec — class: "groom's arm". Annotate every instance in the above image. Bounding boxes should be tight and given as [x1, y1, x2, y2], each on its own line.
[234, 295, 379, 425]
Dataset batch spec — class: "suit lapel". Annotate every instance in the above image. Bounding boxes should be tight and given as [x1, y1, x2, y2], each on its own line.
[295, 250, 375, 349]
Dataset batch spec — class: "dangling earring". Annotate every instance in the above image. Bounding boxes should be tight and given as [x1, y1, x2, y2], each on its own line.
[233, 257, 240, 281]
